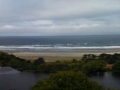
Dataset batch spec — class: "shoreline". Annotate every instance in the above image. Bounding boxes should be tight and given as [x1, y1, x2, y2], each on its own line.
[1, 48, 120, 62]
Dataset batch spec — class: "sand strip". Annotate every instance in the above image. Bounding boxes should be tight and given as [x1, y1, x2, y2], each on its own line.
[1, 48, 119, 62]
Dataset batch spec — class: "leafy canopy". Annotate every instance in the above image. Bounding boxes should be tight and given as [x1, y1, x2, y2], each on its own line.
[31, 71, 105, 90]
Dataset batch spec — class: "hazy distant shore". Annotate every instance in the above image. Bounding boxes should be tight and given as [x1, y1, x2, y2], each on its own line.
[1, 48, 120, 62]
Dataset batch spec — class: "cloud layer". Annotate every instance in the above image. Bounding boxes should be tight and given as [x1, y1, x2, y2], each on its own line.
[0, 0, 120, 36]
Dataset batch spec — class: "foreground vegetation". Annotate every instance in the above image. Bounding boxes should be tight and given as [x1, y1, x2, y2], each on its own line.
[0, 51, 120, 90]
[31, 71, 105, 90]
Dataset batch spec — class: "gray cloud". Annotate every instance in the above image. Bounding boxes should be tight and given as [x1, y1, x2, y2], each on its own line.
[0, 0, 120, 36]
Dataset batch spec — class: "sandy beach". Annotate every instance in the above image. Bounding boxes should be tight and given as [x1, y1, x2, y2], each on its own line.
[2, 48, 120, 62]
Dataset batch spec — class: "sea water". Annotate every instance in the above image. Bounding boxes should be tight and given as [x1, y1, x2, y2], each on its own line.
[0, 35, 120, 50]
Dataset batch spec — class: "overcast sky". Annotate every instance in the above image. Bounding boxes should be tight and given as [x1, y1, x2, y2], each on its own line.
[0, 0, 120, 36]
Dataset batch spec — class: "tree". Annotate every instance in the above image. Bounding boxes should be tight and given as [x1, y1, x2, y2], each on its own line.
[31, 71, 105, 90]
[33, 57, 45, 65]
[82, 54, 97, 62]
[82, 60, 106, 75]
[112, 61, 120, 74]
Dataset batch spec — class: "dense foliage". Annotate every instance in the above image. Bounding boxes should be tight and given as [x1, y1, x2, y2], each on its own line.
[0, 51, 120, 89]
[31, 71, 105, 90]
[0, 52, 44, 71]
[35, 60, 84, 73]
[82, 53, 120, 64]
[81, 53, 120, 75]
[112, 61, 120, 75]
[33, 57, 45, 65]
[1, 51, 120, 74]
[82, 60, 106, 75]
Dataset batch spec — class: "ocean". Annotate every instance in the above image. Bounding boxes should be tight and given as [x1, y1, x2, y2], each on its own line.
[0, 35, 120, 51]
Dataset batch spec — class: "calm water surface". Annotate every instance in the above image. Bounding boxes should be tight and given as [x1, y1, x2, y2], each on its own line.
[0, 67, 120, 90]
[90, 72, 120, 89]
[0, 67, 49, 90]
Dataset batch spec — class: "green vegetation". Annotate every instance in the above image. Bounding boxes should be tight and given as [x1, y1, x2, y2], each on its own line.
[33, 57, 45, 65]
[35, 60, 84, 73]
[112, 61, 120, 75]
[0, 51, 120, 74]
[0, 51, 120, 89]
[0, 52, 44, 71]
[0, 52, 120, 75]
[82, 53, 120, 74]
[82, 60, 106, 75]
[31, 71, 105, 90]
[82, 53, 120, 64]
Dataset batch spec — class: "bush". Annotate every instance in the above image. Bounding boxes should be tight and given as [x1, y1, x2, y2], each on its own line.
[82, 60, 106, 75]
[31, 71, 105, 90]
[33, 57, 45, 65]
[112, 61, 120, 74]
